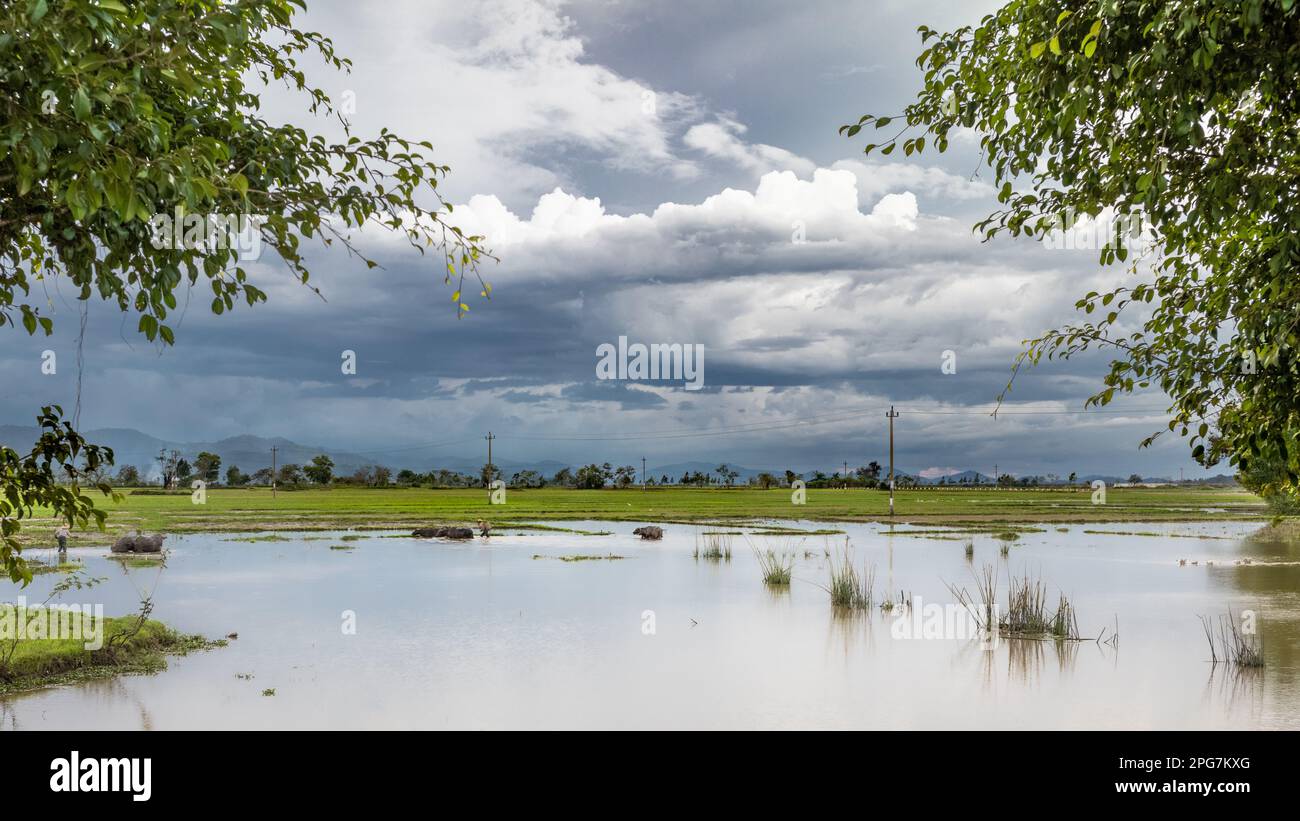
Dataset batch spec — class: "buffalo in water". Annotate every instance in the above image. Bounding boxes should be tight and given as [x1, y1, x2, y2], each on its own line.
[411, 526, 474, 540]
[111, 533, 165, 554]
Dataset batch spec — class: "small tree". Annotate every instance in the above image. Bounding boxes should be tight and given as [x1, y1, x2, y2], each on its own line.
[154, 448, 181, 489]
[303, 454, 335, 485]
[716, 464, 739, 487]
[194, 451, 222, 484]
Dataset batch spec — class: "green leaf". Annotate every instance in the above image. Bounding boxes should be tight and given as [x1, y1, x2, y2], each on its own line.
[73, 87, 90, 121]
[1030, 41, 1046, 59]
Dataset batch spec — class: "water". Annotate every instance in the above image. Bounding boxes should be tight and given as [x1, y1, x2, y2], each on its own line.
[2, 520, 1297, 729]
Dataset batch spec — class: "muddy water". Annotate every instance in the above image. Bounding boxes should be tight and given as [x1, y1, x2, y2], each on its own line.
[1, 520, 1296, 729]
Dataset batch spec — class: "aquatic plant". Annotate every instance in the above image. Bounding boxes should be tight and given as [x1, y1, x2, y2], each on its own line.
[754, 548, 794, 586]
[1199, 611, 1264, 668]
[827, 542, 874, 609]
[696, 533, 733, 562]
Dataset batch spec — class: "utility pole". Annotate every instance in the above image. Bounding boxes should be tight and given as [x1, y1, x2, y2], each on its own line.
[270, 446, 278, 499]
[886, 406, 899, 516]
[844, 460, 849, 489]
[994, 463, 998, 488]
[642, 457, 647, 490]
[484, 432, 495, 499]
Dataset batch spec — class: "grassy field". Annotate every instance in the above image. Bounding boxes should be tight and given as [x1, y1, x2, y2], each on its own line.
[15, 484, 1267, 547]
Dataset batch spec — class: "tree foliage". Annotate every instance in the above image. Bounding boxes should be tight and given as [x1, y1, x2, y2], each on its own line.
[0, 0, 492, 577]
[0, 406, 114, 583]
[843, 0, 1300, 485]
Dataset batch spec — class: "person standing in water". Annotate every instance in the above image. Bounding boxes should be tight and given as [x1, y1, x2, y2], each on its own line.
[55, 525, 69, 560]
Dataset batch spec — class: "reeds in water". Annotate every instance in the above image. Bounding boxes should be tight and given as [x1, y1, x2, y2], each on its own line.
[948, 565, 1081, 640]
[753, 546, 795, 586]
[695, 533, 733, 562]
[827, 541, 874, 609]
[1200, 611, 1264, 668]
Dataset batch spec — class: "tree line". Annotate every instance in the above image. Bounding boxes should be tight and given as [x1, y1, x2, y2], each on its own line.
[101, 454, 1124, 491]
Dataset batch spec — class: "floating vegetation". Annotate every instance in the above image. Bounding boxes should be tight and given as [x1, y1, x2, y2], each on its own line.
[329, 545, 354, 551]
[225, 534, 292, 543]
[993, 531, 1020, 542]
[262, 688, 276, 696]
[879, 589, 912, 614]
[1056, 527, 1070, 533]
[827, 541, 874, 609]
[884, 527, 1045, 537]
[751, 528, 845, 536]
[1084, 529, 1237, 540]
[106, 554, 165, 568]
[532, 553, 627, 562]
[702, 531, 746, 536]
[504, 523, 613, 536]
[694, 533, 733, 562]
[339, 534, 363, 542]
[1199, 611, 1264, 668]
[29, 561, 82, 576]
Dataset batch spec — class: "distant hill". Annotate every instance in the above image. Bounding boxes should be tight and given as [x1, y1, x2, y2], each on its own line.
[0, 425, 1235, 486]
[0, 426, 560, 480]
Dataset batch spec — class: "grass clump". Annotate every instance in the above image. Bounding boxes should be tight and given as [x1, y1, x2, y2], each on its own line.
[754, 548, 794, 586]
[826, 541, 874, 609]
[694, 533, 733, 562]
[1200, 611, 1264, 668]
[946, 565, 1082, 641]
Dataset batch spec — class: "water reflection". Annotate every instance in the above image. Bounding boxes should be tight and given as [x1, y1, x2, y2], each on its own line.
[0, 518, 1295, 729]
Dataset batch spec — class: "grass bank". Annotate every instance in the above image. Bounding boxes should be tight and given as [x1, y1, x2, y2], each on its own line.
[0, 606, 224, 695]
[14, 485, 1263, 547]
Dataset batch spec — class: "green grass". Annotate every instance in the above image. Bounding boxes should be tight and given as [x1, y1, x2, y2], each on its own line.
[827, 545, 874, 609]
[0, 606, 223, 694]
[532, 553, 627, 562]
[753, 548, 795, 586]
[694, 533, 733, 561]
[10, 485, 1263, 547]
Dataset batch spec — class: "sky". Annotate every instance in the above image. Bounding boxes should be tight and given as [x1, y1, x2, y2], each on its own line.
[0, 0, 1215, 478]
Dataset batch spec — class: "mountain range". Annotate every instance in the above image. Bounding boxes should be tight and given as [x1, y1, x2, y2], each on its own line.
[0, 425, 1235, 485]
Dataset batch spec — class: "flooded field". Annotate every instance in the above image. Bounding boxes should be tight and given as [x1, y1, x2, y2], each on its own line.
[2, 520, 1296, 730]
